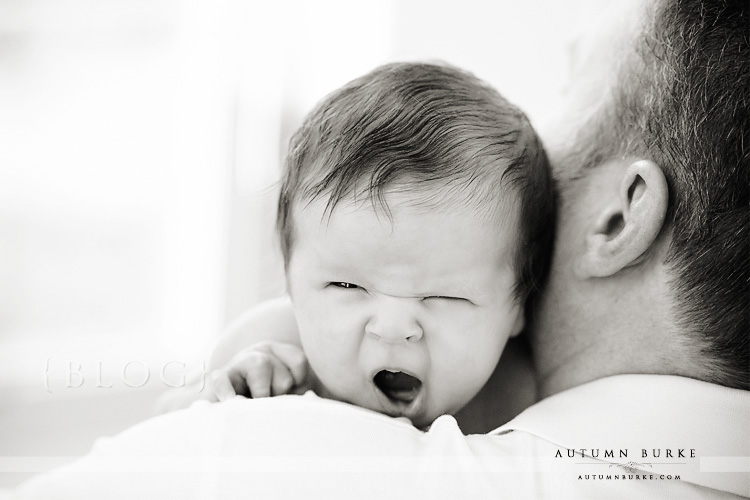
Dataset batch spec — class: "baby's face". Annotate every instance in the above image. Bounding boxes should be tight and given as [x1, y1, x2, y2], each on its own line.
[287, 191, 524, 428]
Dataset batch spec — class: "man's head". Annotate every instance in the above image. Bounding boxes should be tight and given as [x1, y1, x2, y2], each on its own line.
[277, 62, 555, 425]
[534, 0, 749, 393]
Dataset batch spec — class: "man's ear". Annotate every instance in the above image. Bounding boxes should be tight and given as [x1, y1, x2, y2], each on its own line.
[576, 160, 668, 278]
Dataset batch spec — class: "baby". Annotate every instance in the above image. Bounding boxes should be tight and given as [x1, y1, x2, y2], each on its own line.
[209, 62, 555, 429]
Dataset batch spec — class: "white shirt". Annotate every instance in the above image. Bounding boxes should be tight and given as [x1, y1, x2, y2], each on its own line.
[13, 374, 750, 499]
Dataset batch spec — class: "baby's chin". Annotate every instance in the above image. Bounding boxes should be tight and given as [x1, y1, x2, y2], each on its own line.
[406, 405, 464, 430]
[348, 394, 457, 429]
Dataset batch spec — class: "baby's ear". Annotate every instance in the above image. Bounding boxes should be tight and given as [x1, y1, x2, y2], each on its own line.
[575, 160, 668, 278]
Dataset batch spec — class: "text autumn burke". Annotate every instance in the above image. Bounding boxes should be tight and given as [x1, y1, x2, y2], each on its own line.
[556, 449, 697, 459]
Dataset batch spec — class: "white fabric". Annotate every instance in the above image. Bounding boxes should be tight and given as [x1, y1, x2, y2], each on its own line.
[12, 375, 750, 499]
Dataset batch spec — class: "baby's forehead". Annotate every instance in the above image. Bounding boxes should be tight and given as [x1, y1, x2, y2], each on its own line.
[292, 187, 523, 275]
[298, 181, 521, 230]
[294, 189, 522, 275]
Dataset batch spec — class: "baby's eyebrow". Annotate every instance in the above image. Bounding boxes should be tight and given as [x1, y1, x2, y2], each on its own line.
[419, 280, 483, 299]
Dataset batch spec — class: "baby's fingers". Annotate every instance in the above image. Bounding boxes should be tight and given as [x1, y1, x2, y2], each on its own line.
[241, 351, 292, 398]
[247, 354, 296, 397]
[269, 358, 295, 396]
[209, 370, 239, 402]
[266, 343, 308, 387]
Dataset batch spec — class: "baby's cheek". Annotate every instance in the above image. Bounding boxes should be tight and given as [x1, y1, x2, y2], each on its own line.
[429, 310, 486, 349]
[299, 303, 361, 363]
[432, 313, 505, 379]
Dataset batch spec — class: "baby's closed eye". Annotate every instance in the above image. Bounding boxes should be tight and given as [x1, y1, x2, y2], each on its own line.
[423, 296, 472, 305]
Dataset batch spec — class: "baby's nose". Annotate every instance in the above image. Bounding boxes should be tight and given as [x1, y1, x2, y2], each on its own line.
[365, 303, 423, 344]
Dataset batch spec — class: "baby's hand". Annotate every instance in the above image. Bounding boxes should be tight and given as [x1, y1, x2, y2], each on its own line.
[208, 341, 309, 401]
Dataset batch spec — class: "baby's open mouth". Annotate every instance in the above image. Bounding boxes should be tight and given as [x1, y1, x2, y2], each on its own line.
[373, 370, 422, 404]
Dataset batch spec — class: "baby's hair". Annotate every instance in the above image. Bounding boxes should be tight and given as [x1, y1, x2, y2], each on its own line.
[278, 62, 555, 305]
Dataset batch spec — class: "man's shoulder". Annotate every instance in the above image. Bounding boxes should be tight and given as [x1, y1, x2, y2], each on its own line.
[13, 382, 748, 499]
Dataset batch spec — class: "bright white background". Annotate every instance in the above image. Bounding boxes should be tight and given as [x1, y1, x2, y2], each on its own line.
[0, 0, 612, 488]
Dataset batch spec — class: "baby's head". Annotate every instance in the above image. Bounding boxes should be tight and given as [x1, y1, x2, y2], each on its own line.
[277, 62, 554, 427]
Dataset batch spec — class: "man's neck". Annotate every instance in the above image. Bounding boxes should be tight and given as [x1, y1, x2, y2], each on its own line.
[534, 340, 657, 399]
[532, 266, 711, 400]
